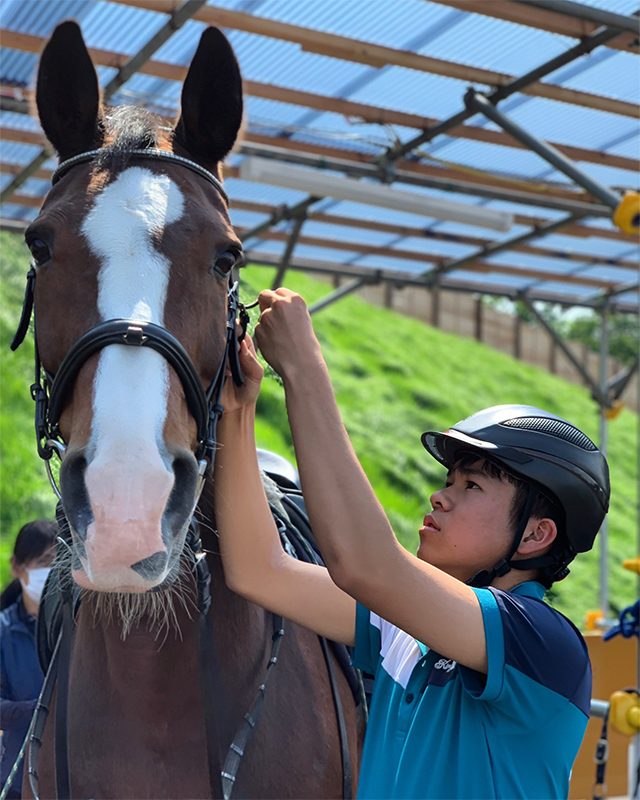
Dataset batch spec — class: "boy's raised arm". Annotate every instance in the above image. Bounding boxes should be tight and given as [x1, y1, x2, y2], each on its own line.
[254, 290, 488, 672]
[214, 337, 356, 647]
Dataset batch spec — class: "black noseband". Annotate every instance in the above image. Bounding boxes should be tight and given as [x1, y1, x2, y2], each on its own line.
[48, 320, 210, 444]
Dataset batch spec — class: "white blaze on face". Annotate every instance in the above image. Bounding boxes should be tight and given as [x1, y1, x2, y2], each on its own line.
[79, 167, 185, 588]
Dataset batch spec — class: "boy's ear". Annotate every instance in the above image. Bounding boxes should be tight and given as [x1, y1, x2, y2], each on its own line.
[173, 27, 243, 171]
[519, 518, 557, 554]
[36, 20, 104, 161]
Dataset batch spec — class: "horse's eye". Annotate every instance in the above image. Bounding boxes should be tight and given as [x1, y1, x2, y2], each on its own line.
[27, 237, 51, 266]
[214, 249, 243, 275]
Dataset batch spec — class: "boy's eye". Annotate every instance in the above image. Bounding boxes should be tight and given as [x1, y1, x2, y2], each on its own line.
[466, 480, 480, 489]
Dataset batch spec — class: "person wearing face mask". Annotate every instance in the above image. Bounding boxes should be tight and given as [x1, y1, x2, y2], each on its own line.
[1, 519, 57, 800]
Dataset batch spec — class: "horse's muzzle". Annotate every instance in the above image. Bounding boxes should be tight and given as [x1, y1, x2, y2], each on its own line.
[59, 446, 199, 591]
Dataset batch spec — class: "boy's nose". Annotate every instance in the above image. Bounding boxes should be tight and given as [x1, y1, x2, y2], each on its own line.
[430, 487, 451, 510]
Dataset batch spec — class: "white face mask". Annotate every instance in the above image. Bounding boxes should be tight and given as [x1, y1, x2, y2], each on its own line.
[20, 566, 52, 605]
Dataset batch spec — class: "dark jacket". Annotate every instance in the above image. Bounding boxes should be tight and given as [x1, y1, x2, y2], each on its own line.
[1, 598, 43, 793]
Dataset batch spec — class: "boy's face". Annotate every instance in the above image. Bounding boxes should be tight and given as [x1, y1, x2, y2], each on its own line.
[418, 457, 517, 582]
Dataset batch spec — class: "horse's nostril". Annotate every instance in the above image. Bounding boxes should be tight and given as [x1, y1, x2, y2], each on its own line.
[130, 551, 168, 580]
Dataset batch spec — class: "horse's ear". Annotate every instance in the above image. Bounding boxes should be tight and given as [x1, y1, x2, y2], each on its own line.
[36, 21, 104, 161]
[173, 27, 243, 169]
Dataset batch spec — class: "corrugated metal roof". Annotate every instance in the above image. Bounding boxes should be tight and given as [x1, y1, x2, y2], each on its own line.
[0, 0, 637, 312]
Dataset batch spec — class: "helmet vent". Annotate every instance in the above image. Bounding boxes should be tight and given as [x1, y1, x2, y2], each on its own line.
[501, 417, 598, 451]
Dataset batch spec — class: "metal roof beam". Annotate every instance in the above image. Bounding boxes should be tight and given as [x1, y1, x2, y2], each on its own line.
[0, 0, 206, 204]
[231, 200, 637, 268]
[2, 47, 636, 171]
[239, 142, 613, 217]
[244, 253, 637, 313]
[386, 16, 628, 163]
[515, 0, 640, 36]
[244, 133, 615, 208]
[428, 1, 638, 53]
[465, 90, 622, 210]
[241, 227, 619, 290]
[110, 0, 637, 117]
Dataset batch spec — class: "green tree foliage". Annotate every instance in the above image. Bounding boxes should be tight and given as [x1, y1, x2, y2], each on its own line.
[566, 313, 639, 368]
[505, 299, 638, 368]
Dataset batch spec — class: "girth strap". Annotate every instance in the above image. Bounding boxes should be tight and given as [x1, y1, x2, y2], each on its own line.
[220, 615, 285, 800]
[54, 594, 74, 800]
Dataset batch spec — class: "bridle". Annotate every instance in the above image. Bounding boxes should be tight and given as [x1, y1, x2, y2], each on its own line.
[11, 148, 257, 490]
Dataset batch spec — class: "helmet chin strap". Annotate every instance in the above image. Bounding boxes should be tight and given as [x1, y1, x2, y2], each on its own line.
[467, 484, 542, 589]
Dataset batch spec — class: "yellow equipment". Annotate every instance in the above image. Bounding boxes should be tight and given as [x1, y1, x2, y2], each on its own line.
[608, 690, 640, 737]
[612, 190, 640, 236]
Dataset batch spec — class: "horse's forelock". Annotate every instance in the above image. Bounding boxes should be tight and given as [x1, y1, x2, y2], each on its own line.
[96, 106, 171, 174]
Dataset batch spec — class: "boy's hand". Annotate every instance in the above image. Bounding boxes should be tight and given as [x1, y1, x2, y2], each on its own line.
[221, 334, 263, 414]
[254, 289, 322, 378]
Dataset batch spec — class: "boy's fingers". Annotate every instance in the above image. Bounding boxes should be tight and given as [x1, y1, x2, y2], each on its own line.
[239, 338, 264, 379]
[258, 290, 276, 311]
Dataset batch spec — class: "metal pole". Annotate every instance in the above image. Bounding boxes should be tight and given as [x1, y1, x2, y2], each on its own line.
[465, 91, 622, 210]
[239, 196, 319, 243]
[271, 215, 306, 290]
[308, 277, 369, 315]
[515, 0, 640, 36]
[518, 294, 610, 406]
[599, 304, 610, 618]
[425, 212, 579, 278]
[0, 151, 50, 205]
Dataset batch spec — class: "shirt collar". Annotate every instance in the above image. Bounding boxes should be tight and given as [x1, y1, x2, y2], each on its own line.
[509, 580, 546, 601]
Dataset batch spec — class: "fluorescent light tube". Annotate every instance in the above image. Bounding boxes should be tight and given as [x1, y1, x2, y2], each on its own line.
[239, 157, 513, 232]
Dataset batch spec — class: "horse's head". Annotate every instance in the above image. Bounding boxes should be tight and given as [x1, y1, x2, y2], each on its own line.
[27, 21, 243, 592]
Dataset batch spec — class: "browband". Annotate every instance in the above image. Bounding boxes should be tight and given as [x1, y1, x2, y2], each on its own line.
[51, 148, 229, 206]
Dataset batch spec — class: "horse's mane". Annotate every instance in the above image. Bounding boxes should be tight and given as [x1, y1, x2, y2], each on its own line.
[97, 106, 172, 173]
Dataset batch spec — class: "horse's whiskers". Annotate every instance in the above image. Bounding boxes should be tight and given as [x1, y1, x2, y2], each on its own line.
[90, 587, 183, 641]
[52, 543, 202, 642]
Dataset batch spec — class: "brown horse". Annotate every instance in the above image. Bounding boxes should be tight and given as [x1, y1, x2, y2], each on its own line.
[19, 21, 361, 800]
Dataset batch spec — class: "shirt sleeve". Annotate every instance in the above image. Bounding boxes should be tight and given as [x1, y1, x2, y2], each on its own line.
[0, 697, 37, 730]
[459, 587, 591, 724]
[351, 603, 383, 674]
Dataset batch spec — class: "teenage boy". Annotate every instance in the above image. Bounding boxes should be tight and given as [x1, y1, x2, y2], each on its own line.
[215, 289, 610, 800]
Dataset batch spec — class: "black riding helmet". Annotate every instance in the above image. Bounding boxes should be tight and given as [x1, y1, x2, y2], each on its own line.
[421, 404, 610, 586]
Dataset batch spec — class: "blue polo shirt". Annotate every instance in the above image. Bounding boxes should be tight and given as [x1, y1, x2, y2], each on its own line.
[352, 581, 591, 799]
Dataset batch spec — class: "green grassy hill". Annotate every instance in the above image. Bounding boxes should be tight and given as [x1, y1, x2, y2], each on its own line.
[1, 229, 637, 625]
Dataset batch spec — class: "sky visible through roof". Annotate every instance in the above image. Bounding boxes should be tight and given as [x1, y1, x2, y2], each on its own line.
[0, 0, 637, 311]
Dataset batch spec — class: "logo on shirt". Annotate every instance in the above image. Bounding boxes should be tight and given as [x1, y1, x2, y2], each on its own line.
[434, 658, 457, 672]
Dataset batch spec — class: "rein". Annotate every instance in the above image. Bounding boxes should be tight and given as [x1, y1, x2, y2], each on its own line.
[9, 148, 353, 800]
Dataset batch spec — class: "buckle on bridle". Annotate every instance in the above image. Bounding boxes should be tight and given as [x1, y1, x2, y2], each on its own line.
[122, 325, 148, 346]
